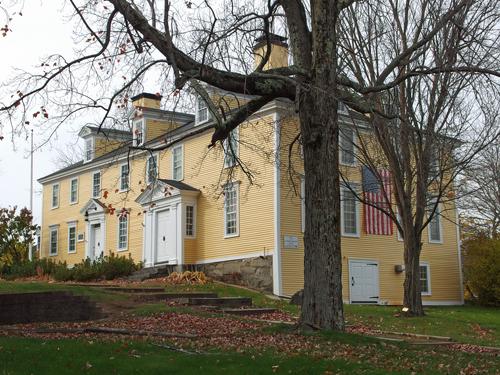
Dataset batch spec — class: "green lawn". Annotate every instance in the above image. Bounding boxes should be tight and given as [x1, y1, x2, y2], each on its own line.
[1, 280, 499, 346]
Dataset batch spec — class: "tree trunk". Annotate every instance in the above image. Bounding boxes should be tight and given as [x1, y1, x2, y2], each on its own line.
[402, 233, 424, 316]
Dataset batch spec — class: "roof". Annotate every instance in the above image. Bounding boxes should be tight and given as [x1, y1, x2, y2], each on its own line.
[78, 125, 132, 139]
[158, 179, 199, 192]
[131, 92, 162, 101]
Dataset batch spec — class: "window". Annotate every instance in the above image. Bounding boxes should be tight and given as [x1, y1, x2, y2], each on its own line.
[146, 155, 158, 184]
[118, 215, 128, 250]
[84, 138, 94, 161]
[120, 163, 130, 191]
[341, 186, 359, 237]
[51, 184, 60, 209]
[69, 178, 78, 204]
[92, 171, 101, 198]
[338, 101, 348, 113]
[224, 183, 239, 237]
[340, 128, 356, 165]
[224, 128, 239, 168]
[49, 226, 58, 256]
[133, 119, 144, 146]
[186, 205, 195, 237]
[67, 223, 76, 253]
[419, 263, 431, 295]
[428, 203, 442, 243]
[196, 96, 209, 124]
[172, 145, 183, 181]
[396, 210, 404, 241]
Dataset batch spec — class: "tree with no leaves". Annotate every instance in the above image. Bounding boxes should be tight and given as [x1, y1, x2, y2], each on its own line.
[1, 0, 499, 328]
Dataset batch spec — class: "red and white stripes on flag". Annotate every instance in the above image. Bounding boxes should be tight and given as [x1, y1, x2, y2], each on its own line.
[362, 167, 393, 235]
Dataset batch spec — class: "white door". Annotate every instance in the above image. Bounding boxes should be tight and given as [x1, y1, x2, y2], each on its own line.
[155, 209, 172, 263]
[349, 260, 379, 304]
[92, 225, 103, 259]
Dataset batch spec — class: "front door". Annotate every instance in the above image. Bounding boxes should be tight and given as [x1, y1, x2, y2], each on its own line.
[155, 209, 172, 263]
[91, 224, 103, 260]
[349, 260, 379, 304]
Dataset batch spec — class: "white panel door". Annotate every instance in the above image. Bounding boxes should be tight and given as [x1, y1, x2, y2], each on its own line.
[155, 209, 171, 263]
[92, 225, 103, 259]
[349, 260, 379, 304]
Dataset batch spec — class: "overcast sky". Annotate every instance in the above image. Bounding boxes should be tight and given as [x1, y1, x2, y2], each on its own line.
[0, 2, 77, 224]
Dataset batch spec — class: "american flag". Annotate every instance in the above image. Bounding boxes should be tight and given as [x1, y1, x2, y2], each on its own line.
[362, 166, 393, 235]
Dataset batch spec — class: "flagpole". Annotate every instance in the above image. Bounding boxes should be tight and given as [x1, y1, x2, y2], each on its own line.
[28, 129, 33, 261]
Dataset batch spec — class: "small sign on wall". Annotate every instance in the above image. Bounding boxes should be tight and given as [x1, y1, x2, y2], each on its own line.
[77, 233, 85, 242]
[283, 235, 299, 249]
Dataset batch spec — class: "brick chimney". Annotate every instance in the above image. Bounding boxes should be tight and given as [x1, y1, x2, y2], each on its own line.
[253, 33, 288, 70]
[131, 92, 162, 110]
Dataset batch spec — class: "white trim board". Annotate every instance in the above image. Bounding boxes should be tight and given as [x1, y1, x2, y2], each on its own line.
[422, 300, 463, 306]
[272, 111, 282, 296]
[194, 250, 274, 265]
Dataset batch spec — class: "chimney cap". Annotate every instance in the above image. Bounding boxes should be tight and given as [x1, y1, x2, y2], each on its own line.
[253, 33, 288, 50]
[131, 92, 162, 102]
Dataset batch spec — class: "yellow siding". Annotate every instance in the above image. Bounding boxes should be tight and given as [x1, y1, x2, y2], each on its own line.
[94, 138, 125, 158]
[278, 114, 462, 304]
[145, 118, 181, 143]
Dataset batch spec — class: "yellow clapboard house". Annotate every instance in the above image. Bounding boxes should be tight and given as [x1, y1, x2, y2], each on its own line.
[38, 37, 463, 305]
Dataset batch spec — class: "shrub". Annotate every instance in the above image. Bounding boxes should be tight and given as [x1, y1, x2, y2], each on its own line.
[463, 236, 500, 306]
[52, 262, 74, 282]
[100, 253, 138, 280]
[71, 258, 101, 282]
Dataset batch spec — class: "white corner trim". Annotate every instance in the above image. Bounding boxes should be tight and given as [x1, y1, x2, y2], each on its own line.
[194, 250, 274, 265]
[455, 208, 464, 304]
[272, 112, 282, 296]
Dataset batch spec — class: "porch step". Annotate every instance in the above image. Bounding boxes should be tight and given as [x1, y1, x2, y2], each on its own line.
[222, 307, 277, 316]
[188, 297, 252, 308]
[132, 292, 219, 302]
[127, 265, 176, 281]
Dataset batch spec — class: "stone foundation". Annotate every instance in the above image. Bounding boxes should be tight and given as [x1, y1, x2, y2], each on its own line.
[194, 255, 273, 292]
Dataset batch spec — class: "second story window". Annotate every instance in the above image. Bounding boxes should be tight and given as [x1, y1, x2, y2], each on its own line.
[84, 138, 94, 162]
[428, 203, 442, 243]
[51, 183, 60, 209]
[340, 128, 356, 166]
[146, 155, 158, 184]
[341, 185, 359, 237]
[92, 171, 101, 198]
[224, 129, 239, 168]
[69, 178, 78, 204]
[172, 145, 183, 181]
[196, 96, 209, 125]
[120, 163, 130, 191]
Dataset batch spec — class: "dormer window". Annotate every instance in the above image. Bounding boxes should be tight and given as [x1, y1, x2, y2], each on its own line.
[84, 138, 94, 162]
[196, 96, 209, 125]
[133, 119, 144, 146]
[339, 101, 348, 113]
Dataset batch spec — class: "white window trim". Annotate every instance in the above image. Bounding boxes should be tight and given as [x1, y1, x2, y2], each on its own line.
[172, 144, 184, 181]
[224, 127, 239, 169]
[396, 209, 404, 242]
[120, 163, 130, 192]
[117, 215, 129, 252]
[51, 183, 60, 209]
[185, 204, 196, 238]
[92, 171, 101, 199]
[84, 137, 94, 162]
[223, 182, 240, 238]
[428, 204, 443, 244]
[49, 225, 59, 256]
[146, 154, 159, 185]
[69, 177, 79, 205]
[300, 177, 305, 233]
[67, 222, 77, 254]
[341, 185, 360, 238]
[133, 118, 145, 146]
[339, 101, 348, 114]
[195, 96, 210, 126]
[420, 262, 432, 296]
[339, 127, 357, 167]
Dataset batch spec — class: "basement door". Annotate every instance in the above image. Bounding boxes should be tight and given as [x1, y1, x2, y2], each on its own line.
[349, 260, 379, 304]
[155, 209, 176, 263]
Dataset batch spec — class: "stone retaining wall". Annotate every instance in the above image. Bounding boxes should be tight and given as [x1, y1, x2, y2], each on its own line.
[0, 291, 103, 324]
[194, 255, 273, 292]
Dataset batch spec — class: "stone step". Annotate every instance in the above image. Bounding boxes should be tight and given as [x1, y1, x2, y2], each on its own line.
[222, 307, 277, 316]
[127, 265, 176, 281]
[188, 297, 252, 308]
[104, 287, 165, 293]
[133, 292, 218, 302]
